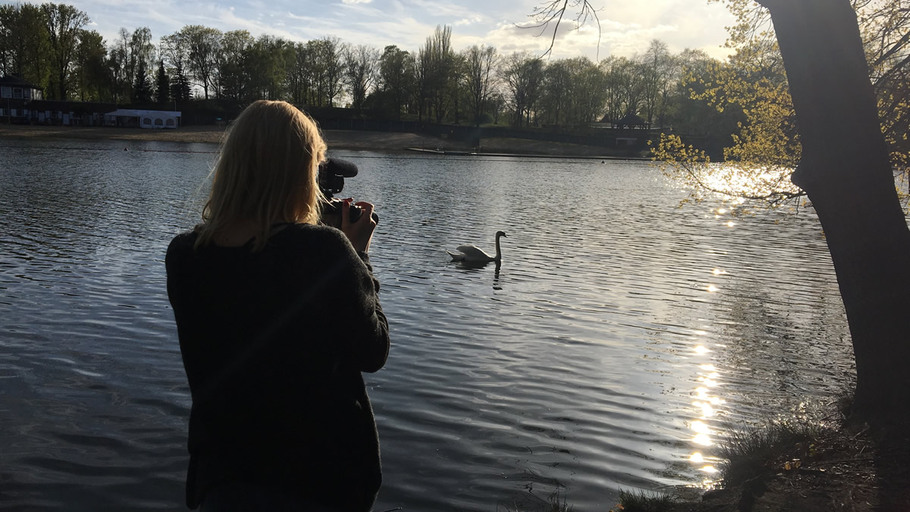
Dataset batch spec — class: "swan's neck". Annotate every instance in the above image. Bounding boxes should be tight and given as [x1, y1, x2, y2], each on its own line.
[494, 234, 502, 261]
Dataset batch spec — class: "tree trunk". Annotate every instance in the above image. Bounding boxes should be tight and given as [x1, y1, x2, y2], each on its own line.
[760, 0, 910, 424]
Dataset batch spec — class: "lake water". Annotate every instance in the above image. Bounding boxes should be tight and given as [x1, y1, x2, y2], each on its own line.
[0, 137, 855, 511]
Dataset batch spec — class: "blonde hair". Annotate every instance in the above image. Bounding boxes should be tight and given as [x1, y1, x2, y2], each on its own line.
[195, 100, 327, 251]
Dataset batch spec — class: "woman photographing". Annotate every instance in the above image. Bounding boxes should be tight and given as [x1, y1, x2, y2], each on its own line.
[166, 100, 390, 511]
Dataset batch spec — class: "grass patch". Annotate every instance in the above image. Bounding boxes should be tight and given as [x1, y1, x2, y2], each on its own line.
[611, 490, 676, 512]
[719, 419, 832, 487]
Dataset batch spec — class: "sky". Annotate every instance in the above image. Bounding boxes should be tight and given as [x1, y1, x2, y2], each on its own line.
[53, 0, 737, 61]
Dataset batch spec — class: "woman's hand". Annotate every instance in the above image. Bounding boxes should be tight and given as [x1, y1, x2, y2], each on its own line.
[341, 198, 376, 254]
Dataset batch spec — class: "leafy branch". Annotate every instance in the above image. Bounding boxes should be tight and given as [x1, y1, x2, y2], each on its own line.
[653, 134, 805, 207]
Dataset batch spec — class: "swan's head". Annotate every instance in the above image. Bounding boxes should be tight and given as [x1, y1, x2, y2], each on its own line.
[495, 231, 507, 238]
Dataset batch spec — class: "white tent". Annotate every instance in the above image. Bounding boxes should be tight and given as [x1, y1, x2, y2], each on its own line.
[104, 109, 181, 129]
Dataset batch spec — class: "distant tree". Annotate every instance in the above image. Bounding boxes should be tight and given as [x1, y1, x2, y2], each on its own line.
[501, 52, 544, 127]
[639, 39, 677, 127]
[414, 43, 431, 122]
[108, 28, 131, 102]
[540, 58, 572, 125]
[487, 90, 507, 124]
[662, 49, 744, 155]
[344, 44, 380, 113]
[217, 29, 253, 101]
[155, 60, 170, 104]
[128, 27, 156, 93]
[287, 42, 310, 105]
[41, 2, 89, 99]
[132, 58, 152, 103]
[450, 52, 468, 124]
[323, 37, 346, 107]
[160, 31, 191, 102]
[296, 40, 328, 106]
[600, 55, 644, 123]
[170, 61, 192, 103]
[305, 37, 344, 107]
[376, 45, 416, 120]
[540, 56, 606, 126]
[574, 57, 609, 124]
[160, 31, 188, 73]
[102, 26, 156, 103]
[0, 3, 50, 87]
[74, 29, 108, 102]
[418, 25, 456, 123]
[463, 45, 498, 126]
[177, 25, 222, 100]
[0, 5, 13, 75]
[247, 35, 293, 101]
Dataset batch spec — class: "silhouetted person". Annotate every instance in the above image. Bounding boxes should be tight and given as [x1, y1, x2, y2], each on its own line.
[166, 100, 390, 512]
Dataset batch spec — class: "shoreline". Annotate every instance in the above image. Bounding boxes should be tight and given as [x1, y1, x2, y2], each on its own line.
[0, 123, 646, 159]
[0, 124, 229, 144]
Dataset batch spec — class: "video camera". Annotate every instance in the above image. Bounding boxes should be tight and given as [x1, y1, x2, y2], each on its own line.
[318, 157, 378, 227]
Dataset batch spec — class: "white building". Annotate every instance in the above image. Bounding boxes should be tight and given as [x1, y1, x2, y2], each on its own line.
[1, 76, 43, 121]
[104, 109, 181, 129]
[0, 75, 43, 101]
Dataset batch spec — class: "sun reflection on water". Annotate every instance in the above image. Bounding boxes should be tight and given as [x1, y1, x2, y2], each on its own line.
[689, 358, 726, 484]
[714, 205, 739, 228]
[687, 267, 731, 487]
[700, 164, 800, 201]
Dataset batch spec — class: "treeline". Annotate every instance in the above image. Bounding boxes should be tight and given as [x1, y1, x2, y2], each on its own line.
[0, 2, 741, 139]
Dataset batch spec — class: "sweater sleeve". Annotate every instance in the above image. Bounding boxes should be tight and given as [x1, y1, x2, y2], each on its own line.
[320, 233, 390, 374]
[350, 251, 391, 373]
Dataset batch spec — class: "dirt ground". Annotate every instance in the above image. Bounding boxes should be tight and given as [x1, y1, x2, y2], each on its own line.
[0, 124, 443, 148]
[0, 124, 636, 158]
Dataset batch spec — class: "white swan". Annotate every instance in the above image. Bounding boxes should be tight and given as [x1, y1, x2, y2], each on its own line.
[447, 231, 507, 263]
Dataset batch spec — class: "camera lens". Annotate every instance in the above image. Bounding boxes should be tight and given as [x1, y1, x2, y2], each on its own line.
[348, 204, 363, 222]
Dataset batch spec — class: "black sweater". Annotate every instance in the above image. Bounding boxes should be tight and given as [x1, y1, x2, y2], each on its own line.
[166, 223, 390, 511]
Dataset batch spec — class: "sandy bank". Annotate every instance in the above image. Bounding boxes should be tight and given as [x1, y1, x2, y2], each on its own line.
[0, 124, 639, 159]
[0, 124, 459, 151]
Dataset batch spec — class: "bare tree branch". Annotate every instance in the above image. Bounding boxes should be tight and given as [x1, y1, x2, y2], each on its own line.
[522, 0, 602, 58]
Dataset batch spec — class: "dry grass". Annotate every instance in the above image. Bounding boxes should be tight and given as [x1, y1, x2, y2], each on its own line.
[612, 490, 676, 511]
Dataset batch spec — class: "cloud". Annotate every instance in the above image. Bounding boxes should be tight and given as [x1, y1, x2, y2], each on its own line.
[469, 18, 606, 61]
[63, 0, 733, 62]
[452, 14, 485, 27]
[404, 0, 488, 19]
